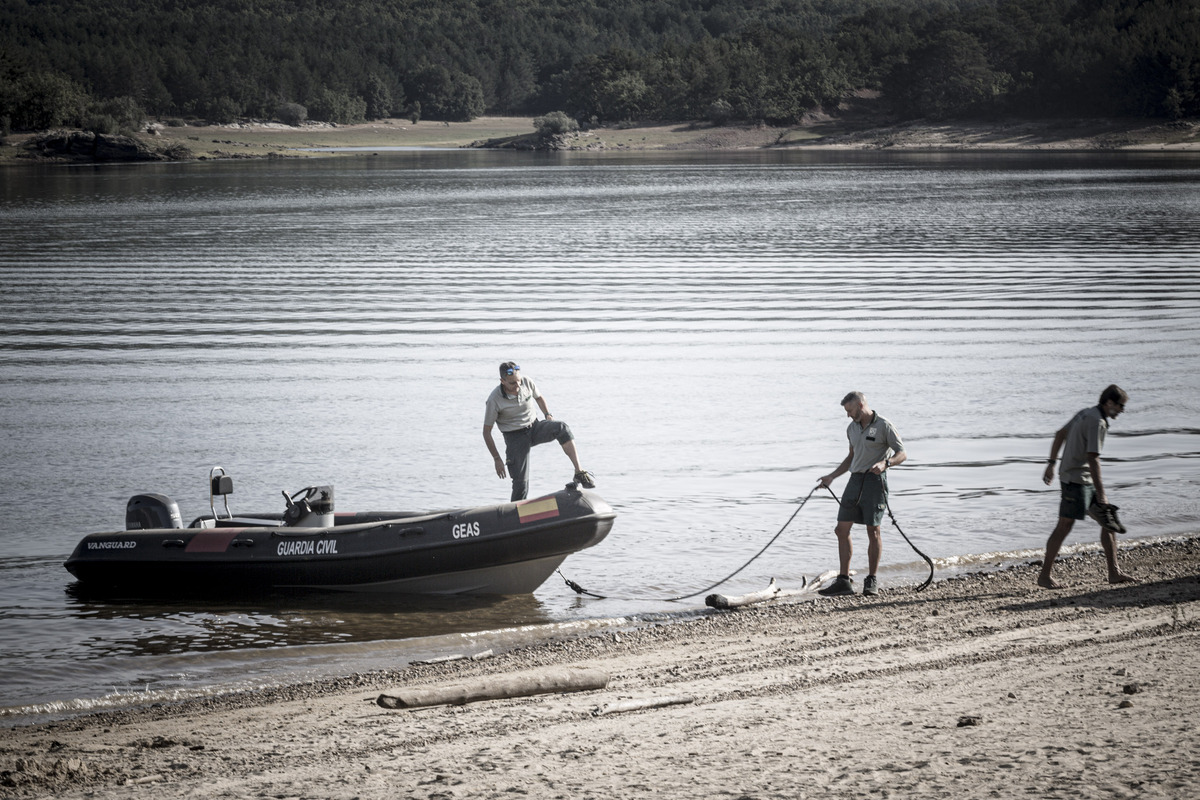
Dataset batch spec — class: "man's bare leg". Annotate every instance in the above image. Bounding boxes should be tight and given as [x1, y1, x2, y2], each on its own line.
[866, 525, 882, 576]
[835, 520, 854, 576]
[560, 439, 583, 474]
[1038, 517, 1074, 589]
[1101, 527, 1136, 584]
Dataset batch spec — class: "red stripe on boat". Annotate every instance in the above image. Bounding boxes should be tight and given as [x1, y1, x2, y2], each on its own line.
[185, 531, 240, 553]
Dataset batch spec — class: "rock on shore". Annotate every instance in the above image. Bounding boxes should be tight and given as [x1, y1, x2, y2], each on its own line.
[27, 131, 192, 163]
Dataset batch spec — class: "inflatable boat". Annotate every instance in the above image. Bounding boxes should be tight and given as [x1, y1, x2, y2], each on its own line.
[64, 468, 614, 595]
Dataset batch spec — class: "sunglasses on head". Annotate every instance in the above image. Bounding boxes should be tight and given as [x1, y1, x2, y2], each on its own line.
[504, 365, 521, 375]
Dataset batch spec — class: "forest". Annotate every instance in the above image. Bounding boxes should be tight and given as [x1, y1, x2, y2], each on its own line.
[1, 0, 1197, 133]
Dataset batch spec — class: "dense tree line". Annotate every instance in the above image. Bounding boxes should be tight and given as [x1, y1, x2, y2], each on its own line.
[1, 0, 1196, 134]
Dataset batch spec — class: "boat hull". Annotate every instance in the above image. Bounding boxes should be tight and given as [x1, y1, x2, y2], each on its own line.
[64, 489, 614, 595]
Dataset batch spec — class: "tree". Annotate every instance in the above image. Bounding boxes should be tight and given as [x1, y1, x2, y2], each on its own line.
[533, 110, 579, 136]
[203, 95, 243, 124]
[88, 96, 146, 132]
[706, 98, 733, 124]
[567, 50, 652, 122]
[363, 73, 394, 119]
[885, 30, 1011, 119]
[410, 64, 484, 121]
[276, 102, 308, 125]
[492, 50, 538, 114]
[3, 72, 87, 130]
[307, 88, 367, 124]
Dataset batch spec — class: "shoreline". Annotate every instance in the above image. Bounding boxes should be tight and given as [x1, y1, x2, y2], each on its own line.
[2, 535, 1197, 797]
[3, 115, 1198, 166]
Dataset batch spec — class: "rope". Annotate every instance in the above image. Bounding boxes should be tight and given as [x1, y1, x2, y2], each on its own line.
[558, 484, 823, 602]
[820, 482, 934, 591]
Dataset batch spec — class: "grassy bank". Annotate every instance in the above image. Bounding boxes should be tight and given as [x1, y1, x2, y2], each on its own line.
[3, 114, 1198, 167]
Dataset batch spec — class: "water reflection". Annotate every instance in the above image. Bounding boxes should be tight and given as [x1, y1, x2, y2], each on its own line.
[62, 585, 553, 659]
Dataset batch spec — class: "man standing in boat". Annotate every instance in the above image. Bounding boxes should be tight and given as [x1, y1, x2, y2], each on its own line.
[816, 391, 907, 597]
[1038, 384, 1134, 589]
[483, 362, 596, 502]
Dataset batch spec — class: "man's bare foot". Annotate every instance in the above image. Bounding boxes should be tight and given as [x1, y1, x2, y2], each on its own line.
[1109, 571, 1137, 584]
[1037, 575, 1063, 589]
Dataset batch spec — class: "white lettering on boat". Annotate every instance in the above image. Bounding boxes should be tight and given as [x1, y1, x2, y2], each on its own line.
[87, 540, 137, 550]
[276, 539, 339, 557]
[452, 522, 481, 539]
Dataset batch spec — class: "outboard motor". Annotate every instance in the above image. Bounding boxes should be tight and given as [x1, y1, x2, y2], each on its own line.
[126, 493, 183, 530]
[283, 485, 334, 527]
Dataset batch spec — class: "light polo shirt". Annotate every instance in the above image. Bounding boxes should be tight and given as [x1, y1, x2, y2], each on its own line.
[484, 376, 540, 432]
[1059, 405, 1107, 485]
[847, 412, 905, 474]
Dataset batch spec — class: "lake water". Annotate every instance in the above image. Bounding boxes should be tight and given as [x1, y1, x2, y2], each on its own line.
[1, 149, 1198, 723]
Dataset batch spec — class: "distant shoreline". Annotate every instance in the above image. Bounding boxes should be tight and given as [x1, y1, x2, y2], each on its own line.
[3, 114, 1198, 166]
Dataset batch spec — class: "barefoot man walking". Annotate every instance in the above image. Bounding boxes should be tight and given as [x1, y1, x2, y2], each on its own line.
[1039, 384, 1135, 589]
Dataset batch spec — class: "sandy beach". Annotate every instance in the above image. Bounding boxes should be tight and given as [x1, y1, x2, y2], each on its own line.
[2, 536, 1197, 799]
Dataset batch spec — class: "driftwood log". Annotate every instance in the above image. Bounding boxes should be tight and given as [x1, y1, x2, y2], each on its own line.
[409, 649, 494, 666]
[705, 571, 841, 609]
[779, 570, 839, 598]
[377, 666, 608, 710]
[593, 694, 696, 716]
[706, 577, 780, 609]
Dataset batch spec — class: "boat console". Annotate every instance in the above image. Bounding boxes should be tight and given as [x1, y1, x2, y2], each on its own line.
[282, 485, 334, 527]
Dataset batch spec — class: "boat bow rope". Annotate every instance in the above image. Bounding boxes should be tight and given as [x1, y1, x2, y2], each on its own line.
[559, 484, 823, 602]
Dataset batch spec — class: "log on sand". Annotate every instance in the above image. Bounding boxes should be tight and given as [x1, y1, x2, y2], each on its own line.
[378, 666, 608, 710]
[706, 578, 781, 609]
[409, 649, 494, 666]
[705, 571, 841, 609]
[593, 694, 696, 716]
[778, 570, 840, 598]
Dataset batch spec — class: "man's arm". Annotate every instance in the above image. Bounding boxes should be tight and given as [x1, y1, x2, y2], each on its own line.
[535, 395, 552, 419]
[872, 450, 906, 474]
[1042, 425, 1068, 485]
[483, 424, 506, 478]
[819, 448, 854, 488]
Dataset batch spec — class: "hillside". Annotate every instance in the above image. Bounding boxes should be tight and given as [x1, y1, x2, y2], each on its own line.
[2, 0, 1198, 135]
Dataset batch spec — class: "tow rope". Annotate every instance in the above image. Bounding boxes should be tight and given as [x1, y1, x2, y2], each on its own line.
[820, 483, 934, 591]
[559, 479, 936, 601]
[558, 484, 823, 602]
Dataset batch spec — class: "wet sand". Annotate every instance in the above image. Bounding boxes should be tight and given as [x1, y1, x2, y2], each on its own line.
[2, 536, 1198, 799]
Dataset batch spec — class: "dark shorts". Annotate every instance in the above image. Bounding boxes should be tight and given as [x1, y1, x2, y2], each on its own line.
[1059, 481, 1095, 521]
[502, 419, 574, 502]
[837, 472, 888, 527]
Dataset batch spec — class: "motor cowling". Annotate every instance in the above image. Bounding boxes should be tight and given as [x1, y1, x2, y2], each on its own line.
[126, 493, 183, 530]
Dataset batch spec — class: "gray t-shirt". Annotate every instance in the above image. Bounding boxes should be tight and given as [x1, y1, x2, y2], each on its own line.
[484, 376, 540, 432]
[1060, 405, 1107, 484]
[847, 412, 905, 473]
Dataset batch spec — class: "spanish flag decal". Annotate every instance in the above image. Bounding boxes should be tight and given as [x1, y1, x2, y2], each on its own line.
[517, 496, 560, 523]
